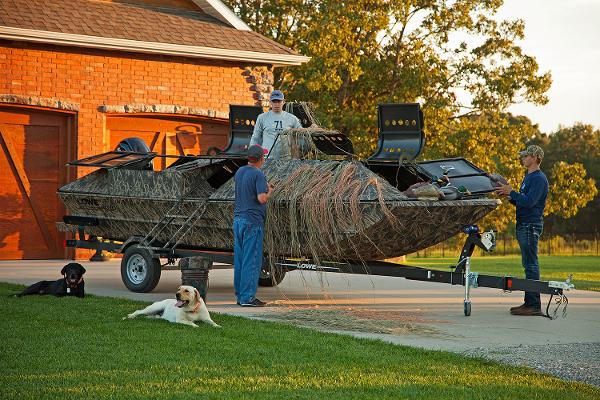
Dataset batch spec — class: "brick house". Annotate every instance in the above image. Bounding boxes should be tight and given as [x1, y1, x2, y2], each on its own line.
[0, 0, 308, 260]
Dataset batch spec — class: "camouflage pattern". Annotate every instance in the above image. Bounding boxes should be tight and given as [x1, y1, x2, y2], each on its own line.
[519, 144, 544, 160]
[57, 158, 500, 260]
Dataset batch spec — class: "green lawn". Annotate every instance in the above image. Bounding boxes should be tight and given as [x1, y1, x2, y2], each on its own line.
[406, 255, 600, 292]
[1, 283, 598, 399]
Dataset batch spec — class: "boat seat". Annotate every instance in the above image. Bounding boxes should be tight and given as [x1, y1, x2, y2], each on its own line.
[219, 105, 263, 155]
[285, 102, 315, 128]
[368, 103, 425, 162]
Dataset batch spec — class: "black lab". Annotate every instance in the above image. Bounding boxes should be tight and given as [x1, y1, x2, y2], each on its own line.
[16, 263, 86, 298]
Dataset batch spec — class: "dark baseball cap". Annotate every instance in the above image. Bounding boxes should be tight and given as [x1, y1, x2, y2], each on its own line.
[247, 144, 267, 161]
[270, 90, 284, 101]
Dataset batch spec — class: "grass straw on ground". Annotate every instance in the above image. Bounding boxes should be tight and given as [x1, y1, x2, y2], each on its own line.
[1, 282, 598, 400]
[406, 255, 600, 292]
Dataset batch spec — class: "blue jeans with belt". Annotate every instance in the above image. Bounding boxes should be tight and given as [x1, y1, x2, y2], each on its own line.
[516, 221, 543, 309]
[233, 217, 264, 304]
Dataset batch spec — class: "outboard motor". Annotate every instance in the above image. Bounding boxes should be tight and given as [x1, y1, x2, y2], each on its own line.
[114, 137, 151, 153]
[114, 137, 153, 170]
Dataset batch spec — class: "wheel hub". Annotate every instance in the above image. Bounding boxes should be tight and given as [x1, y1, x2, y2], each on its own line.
[127, 254, 147, 284]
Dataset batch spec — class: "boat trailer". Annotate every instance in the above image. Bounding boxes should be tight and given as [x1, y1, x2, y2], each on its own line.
[275, 225, 573, 319]
[65, 217, 573, 319]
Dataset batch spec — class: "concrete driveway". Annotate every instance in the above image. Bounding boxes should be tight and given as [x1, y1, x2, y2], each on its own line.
[1, 258, 599, 351]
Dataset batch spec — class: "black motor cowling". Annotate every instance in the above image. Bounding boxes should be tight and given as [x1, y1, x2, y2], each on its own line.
[114, 137, 151, 153]
[114, 137, 153, 170]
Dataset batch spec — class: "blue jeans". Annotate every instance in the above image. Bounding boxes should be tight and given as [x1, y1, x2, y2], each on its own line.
[233, 217, 264, 304]
[516, 222, 543, 309]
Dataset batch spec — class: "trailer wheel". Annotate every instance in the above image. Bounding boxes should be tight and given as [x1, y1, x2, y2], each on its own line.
[121, 245, 161, 293]
[258, 264, 286, 287]
[464, 301, 471, 316]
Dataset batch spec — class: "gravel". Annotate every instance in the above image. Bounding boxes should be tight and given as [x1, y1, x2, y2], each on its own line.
[460, 342, 600, 387]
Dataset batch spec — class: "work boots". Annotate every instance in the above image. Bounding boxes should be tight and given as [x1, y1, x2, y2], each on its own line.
[510, 303, 527, 312]
[510, 306, 544, 316]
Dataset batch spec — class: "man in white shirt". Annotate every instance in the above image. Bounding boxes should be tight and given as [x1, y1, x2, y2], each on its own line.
[250, 90, 302, 158]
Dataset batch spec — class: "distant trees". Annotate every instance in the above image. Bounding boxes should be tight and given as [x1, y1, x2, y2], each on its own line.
[532, 124, 599, 234]
[226, 0, 596, 231]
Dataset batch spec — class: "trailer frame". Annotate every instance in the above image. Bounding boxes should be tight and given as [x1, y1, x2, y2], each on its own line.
[64, 221, 572, 319]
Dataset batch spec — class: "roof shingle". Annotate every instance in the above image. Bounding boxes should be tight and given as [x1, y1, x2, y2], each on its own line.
[0, 0, 297, 56]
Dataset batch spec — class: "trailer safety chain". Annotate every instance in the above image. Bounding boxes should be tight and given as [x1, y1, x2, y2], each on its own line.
[545, 294, 569, 320]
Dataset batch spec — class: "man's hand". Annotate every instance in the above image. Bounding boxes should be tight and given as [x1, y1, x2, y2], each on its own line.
[495, 183, 513, 196]
[258, 183, 275, 204]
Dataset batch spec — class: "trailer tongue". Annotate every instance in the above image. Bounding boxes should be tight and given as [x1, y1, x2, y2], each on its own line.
[274, 225, 573, 319]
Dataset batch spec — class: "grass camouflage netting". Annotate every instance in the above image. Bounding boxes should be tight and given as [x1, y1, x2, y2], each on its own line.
[263, 159, 403, 267]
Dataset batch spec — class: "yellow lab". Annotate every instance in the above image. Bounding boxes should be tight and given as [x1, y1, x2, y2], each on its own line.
[124, 285, 220, 328]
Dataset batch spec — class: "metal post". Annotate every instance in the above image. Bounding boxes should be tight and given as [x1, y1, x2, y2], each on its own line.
[464, 256, 472, 316]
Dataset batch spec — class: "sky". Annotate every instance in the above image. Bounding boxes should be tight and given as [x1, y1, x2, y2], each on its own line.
[497, 0, 600, 133]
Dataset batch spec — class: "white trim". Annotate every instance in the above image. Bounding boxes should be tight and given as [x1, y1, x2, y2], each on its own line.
[191, 0, 251, 31]
[0, 27, 310, 66]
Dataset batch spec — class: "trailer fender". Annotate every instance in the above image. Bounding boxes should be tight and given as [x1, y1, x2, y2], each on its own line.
[120, 237, 158, 258]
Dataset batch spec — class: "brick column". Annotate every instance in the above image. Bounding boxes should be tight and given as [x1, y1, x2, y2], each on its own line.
[243, 66, 274, 109]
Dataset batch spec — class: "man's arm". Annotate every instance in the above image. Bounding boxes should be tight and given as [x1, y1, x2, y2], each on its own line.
[509, 177, 547, 208]
[257, 183, 274, 204]
[250, 114, 264, 146]
[496, 183, 517, 206]
[291, 115, 302, 129]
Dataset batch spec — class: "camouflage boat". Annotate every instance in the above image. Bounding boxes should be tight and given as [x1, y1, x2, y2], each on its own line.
[56, 103, 501, 292]
[57, 156, 499, 261]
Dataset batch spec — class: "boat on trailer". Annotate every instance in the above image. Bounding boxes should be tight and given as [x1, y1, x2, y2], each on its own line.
[57, 103, 573, 317]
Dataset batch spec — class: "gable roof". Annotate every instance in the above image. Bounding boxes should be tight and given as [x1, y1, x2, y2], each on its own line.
[191, 0, 250, 30]
[0, 0, 309, 66]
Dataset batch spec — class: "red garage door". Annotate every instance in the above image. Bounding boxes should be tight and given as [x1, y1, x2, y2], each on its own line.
[107, 115, 229, 170]
[0, 106, 73, 260]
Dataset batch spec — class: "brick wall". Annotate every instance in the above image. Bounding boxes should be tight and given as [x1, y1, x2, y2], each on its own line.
[0, 40, 266, 260]
[0, 41, 260, 161]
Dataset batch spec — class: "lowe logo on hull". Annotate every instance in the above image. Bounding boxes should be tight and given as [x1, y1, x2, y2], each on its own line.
[291, 263, 341, 273]
[297, 263, 320, 270]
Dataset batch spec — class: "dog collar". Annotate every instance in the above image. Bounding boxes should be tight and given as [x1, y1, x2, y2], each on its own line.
[187, 303, 200, 313]
[65, 276, 84, 289]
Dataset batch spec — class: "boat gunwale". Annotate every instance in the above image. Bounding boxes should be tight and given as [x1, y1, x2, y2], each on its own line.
[58, 190, 501, 207]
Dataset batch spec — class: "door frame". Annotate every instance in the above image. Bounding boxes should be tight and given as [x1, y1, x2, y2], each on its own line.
[0, 103, 77, 259]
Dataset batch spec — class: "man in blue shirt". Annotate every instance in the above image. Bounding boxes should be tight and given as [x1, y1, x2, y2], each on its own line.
[496, 145, 549, 316]
[233, 145, 274, 307]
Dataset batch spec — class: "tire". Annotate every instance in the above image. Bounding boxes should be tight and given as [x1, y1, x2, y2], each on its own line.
[464, 301, 472, 317]
[258, 263, 287, 287]
[121, 245, 161, 293]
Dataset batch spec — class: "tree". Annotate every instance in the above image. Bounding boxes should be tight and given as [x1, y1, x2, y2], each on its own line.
[225, 0, 554, 230]
[531, 124, 600, 234]
[545, 162, 597, 219]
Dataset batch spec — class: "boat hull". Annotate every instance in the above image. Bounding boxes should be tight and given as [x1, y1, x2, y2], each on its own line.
[57, 191, 499, 260]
